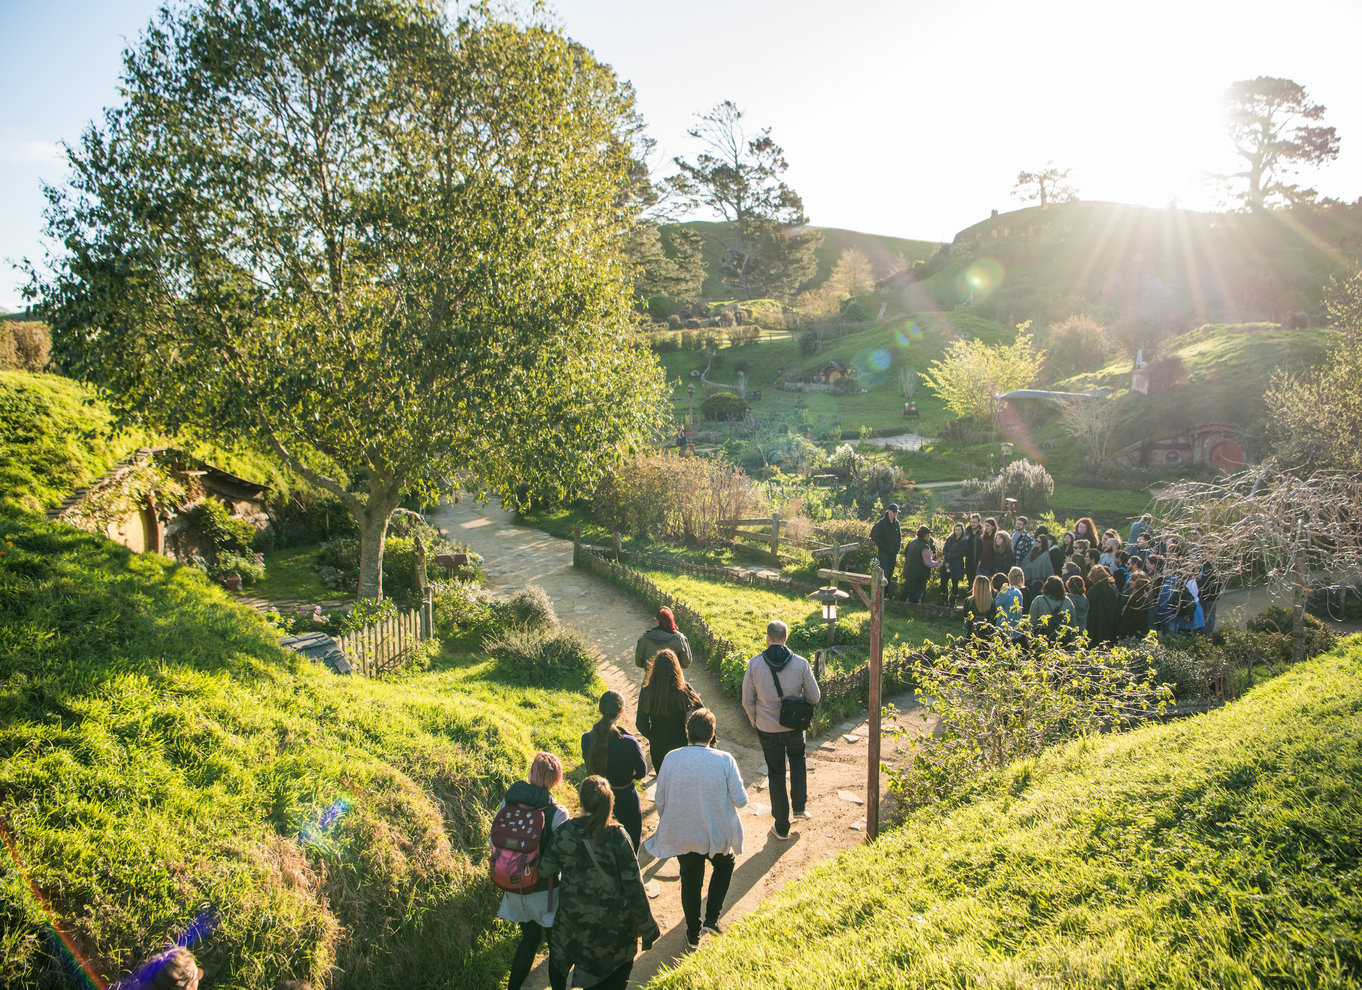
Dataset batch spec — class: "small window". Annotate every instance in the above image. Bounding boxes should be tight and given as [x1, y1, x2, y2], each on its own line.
[1164, 449, 1182, 466]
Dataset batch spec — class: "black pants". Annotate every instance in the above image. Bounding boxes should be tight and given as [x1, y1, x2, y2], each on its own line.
[940, 571, 964, 605]
[508, 921, 543, 990]
[613, 785, 642, 852]
[678, 852, 735, 938]
[758, 728, 806, 834]
[549, 959, 632, 990]
[878, 553, 897, 598]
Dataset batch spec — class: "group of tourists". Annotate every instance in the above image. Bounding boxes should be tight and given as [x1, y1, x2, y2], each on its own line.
[493, 610, 820, 990]
[871, 506, 1220, 645]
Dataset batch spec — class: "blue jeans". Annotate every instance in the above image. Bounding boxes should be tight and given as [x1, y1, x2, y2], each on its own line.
[758, 728, 807, 834]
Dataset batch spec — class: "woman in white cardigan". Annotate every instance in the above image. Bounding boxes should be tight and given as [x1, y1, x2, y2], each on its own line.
[643, 708, 748, 949]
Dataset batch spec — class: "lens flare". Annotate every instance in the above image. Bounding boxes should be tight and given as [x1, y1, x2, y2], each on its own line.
[300, 795, 352, 847]
[868, 348, 892, 372]
[953, 257, 1006, 302]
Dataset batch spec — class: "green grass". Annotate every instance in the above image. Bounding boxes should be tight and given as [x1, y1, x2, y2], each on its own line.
[1049, 482, 1156, 520]
[0, 505, 590, 989]
[648, 636, 1362, 989]
[246, 543, 333, 602]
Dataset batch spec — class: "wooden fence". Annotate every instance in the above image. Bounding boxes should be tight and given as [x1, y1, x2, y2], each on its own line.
[337, 605, 426, 679]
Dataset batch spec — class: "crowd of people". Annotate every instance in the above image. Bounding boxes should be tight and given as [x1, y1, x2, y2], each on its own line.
[490, 611, 820, 990]
[872, 505, 1220, 645]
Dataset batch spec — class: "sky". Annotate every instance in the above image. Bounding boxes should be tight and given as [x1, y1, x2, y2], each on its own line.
[2, 0, 1360, 312]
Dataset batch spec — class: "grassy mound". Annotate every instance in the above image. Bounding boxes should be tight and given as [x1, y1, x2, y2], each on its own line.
[0, 506, 538, 989]
[651, 638, 1362, 989]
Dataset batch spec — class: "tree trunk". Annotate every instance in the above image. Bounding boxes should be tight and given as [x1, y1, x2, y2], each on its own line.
[1292, 566, 1307, 664]
[356, 497, 399, 602]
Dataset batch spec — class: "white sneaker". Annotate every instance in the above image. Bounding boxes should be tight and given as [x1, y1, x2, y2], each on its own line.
[769, 825, 794, 840]
[793, 809, 812, 819]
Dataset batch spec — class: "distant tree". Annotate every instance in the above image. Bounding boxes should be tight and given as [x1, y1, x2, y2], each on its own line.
[826, 247, 877, 300]
[32, 0, 666, 601]
[1046, 314, 1113, 375]
[1012, 163, 1077, 208]
[922, 324, 1045, 424]
[1054, 394, 1128, 471]
[626, 224, 706, 306]
[669, 100, 821, 300]
[1321, 267, 1362, 340]
[1222, 76, 1340, 211]
[1264, 334, 1362, 475]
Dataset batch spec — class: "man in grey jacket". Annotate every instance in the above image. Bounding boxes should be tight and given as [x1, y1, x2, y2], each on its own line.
[741, 620, 820, 840]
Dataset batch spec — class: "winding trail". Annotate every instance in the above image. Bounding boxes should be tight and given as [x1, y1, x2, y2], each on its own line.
[425, 498, 932, 986]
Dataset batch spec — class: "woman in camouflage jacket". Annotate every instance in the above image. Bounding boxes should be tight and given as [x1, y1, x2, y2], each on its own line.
[542, 776, 660, 990]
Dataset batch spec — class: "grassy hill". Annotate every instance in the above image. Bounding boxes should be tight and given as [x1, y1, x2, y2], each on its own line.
[661, 220, 940, 300]
[650, 637, 1362, 989]
[0, 502, 593, 989]
[900, 200, 1362, 330]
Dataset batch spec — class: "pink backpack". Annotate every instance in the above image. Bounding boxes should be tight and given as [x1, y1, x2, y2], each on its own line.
[489, 802, 549, 898]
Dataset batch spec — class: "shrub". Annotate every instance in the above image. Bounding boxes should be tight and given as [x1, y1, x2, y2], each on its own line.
[840, 297, 872, 322]
[679, 328, 704, 350]
[594, 453, 766, 547]
[484, 624, 599, 689]
[265, 489, 358, 548]
[1046, 314, 1112, 374]
[702, 391, 748, 421]
[717, 310, 736, 327]
[986, 457, 1054, 514]
[888, 635, 1170, 808]
[667, 314, 683, 330]
[648, 330, 679, 353]
[186, 499, 256, 561]
[812, 517, 875, 573]
[432, 580, 492, 639]
[798, 330, 820, 355]
[1236, 607, 1337, 663]
[1144, 354, 1189, 391]
[0, 321, 53, 371]
[506, 584, 558, 630]
[726, 324, 759, 345]
[209, 550, 266, 586]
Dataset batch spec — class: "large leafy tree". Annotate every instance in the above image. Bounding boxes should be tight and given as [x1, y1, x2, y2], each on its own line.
[1222, 76, 1340, 211]
[921, 325, 1045, 424]
[32, 0, 667, 599]
[1264, 332, 1362, 475]
[669, 100, 821, 300]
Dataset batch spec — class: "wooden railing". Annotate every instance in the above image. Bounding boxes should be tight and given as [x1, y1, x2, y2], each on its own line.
[337, 605, 425, 679]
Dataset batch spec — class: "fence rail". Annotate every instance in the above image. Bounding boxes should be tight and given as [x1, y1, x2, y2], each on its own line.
[337, 605, 425, 678]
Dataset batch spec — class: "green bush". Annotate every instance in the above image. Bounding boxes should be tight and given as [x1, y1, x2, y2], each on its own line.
[840, 297, 872, 322]
[505, 584, 558, 630]
[986, 457, 1054, 514]
[186, 498, 256, 561]
[1226, 609, 1337, 667]
[798, 330, 820, 355]
[484, 624, 599, 689]
[433, 580, 492, 639]
[265, 489, 358, 548]
[701, 391, 748, 422]
[210, 550, 266, 586]
[812, 518, 875, 573]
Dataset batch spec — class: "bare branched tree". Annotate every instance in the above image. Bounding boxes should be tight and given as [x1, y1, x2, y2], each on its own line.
[1054, 395, 1127, 471]
[1156, 466, 1362, 660]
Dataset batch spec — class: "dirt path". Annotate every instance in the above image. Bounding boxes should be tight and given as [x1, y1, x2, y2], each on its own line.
[425, 498, 931, 986]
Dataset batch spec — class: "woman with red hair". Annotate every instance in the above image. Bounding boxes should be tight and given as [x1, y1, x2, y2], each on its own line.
[633, 606, 692, 678]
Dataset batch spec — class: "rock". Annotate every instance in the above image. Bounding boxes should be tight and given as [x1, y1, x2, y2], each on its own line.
[850, 817, 867, 831]
[747, 802, 771, 816]
[843, 734, 862, 744]
[644, 880, 661, 899]
[836, 790, 865, 805]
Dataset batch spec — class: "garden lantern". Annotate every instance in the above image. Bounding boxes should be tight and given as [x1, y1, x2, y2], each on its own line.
[808, 585, 850, 648]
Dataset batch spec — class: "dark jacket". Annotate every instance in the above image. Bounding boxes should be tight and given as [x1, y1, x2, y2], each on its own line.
[542, 820, 659, 983]
[1029, 591, 1075, 642]
[870, 513, 902, 560]
[993, 545, 1016, 576]
[581, 728, 648, 791]
[1087, 581, 1121, 645]
[1120, 584, 1153, 638]
[943, 533, 969, 578]
[963, 600, 1001, 640]
[964, 526, 983, 576]
[904, 535, 932, 582]
[635, 626, 692, 669]
[638, 690, 703, 771]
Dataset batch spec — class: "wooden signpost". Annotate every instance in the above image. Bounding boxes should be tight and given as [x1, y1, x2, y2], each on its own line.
[816, 560, 885, 840]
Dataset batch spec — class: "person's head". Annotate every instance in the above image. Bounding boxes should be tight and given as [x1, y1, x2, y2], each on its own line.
[134, 947, 202, 990]
[529, 751, 564, 790]
[656, 606, 677, 633]
[586, 691, 625, 775]
[1035, 524, 1051, 538]
[766, 620, 789, 645]
[643, 648, 686, 693]
[1035, 533, 1052, 551]
[597, 690, 623, 722]
[1074, 538, 1090, 554]
[1075, 517, 1097, 540]
[886, 503, 899, 519]
[1062, 561, 1080, 579]
[1061, 532, 1075, 551]
[969, 513, 982, 529]
[1066, 575, 1086, 596]
[1086, 547, 1101, 565]
[1088, 565, 1112, 586]
[1127, 570, 1150, 593]
[686, 707, 716, 745]
[916, 525, 930, 540]
[1115, 549, 1129, 566]
[1043, 575, 1066, 599]
[971, 574, 993, 613]
[1136, 532, 1151, 547]
[995, 531, 1012, 552]
[1103, 529, 1120, 542]
[1016, 515, 1029, 531]
[991, 572, 1007, 593]
[579, 775, 615, 836]
[952, 522, 965, 538]
[1140, 513, 1152, 525]
[1009, 566, 1025, 588]
[1128, 554, 1145, 572]
[983, 517, 997, 537]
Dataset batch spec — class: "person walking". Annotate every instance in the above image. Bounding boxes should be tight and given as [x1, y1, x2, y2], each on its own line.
[741, 620, 820, 841]
[493, 753, 569, 990]
[541, 777, 659, 990]
[636, 649, 703, 773]
[644, 708, 748, 949]
[581, 691, 648, 851]
[869, 503, 902, 599]
[902, 524, 941, 604]
[634, 607, 692, 677]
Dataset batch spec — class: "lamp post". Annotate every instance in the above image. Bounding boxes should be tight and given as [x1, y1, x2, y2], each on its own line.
[808, 585, 851, 651]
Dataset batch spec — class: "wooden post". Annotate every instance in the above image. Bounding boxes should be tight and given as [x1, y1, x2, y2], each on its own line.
[867, 559, 884, 842]
[771, 511, 781, 561]
[613, 531, 623, 562]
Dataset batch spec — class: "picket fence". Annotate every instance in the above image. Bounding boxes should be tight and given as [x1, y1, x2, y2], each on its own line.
[336, 606, 425, 679]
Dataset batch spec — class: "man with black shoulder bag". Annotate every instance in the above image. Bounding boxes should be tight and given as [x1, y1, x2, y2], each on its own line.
[741, 619, 820, 841]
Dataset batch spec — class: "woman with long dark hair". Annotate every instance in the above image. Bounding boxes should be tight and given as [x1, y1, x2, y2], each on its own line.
[581, 691, 647, 850]
[941, 521, 969, 606]
[542, 777, 659, 990]
[637, 648, 704, 772]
